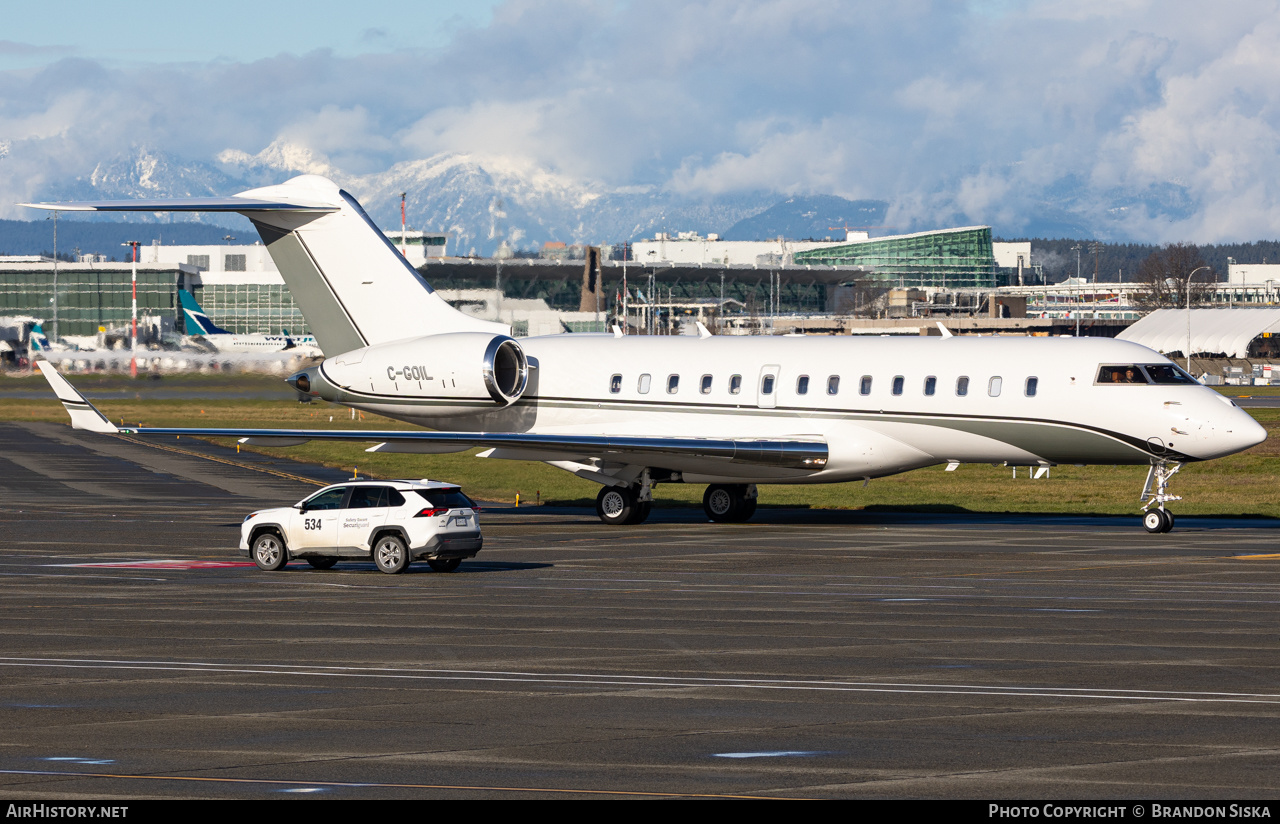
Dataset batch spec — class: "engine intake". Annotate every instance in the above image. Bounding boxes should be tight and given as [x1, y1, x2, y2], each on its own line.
[484, 336, 528, 405]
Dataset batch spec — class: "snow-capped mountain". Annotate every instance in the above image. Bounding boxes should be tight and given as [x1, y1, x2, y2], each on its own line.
[47, 148, 246, 216]
[41, 144, 782, 255]
[27, 144, 1203, 250]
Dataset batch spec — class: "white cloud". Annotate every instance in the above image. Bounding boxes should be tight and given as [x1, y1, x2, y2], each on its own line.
[5, 1, 1280, 240]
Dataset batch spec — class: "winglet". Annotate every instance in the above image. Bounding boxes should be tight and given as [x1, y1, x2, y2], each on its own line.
[695, 321, 713, 339]
[936, 322, 953, 338]
[35, 361, 120, 434]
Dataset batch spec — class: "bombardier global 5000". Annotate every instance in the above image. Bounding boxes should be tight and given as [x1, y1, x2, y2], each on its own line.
[24, 175, 1267, 532]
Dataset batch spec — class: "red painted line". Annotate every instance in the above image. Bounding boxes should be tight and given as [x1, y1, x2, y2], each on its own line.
[63, 560, 257, 569]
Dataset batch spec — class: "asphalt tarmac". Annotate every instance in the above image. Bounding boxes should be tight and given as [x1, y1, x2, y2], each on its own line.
[2, 421, 1280, 799]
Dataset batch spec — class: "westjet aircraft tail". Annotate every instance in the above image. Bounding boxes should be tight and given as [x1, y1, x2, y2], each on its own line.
[29, 324, 49, 354]
[21, 175, 507, 356]
[178, 290, 231, 336]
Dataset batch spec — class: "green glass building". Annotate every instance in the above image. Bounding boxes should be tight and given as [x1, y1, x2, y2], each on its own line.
[0, 265, 180, 337]
[187, 281, 310, 336]
[793, 226, 997, 289]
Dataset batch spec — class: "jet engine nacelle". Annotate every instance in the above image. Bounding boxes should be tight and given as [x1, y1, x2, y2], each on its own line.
[302, 332, 529, 410]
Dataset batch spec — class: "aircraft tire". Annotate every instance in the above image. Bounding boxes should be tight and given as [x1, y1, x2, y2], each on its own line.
[737, 497, 757, 522]
[627, 500, 652, 525]
[704, 484, 743, 522]
[428, 558, 462, 573]
[1161, 510, 1175, 533]
[306, 557, 337, 570]
[597, 486, 637, 525]
[1142, 510, 1166, 533]
[373, 535, 410, 574]
[252, 532, 287, 571]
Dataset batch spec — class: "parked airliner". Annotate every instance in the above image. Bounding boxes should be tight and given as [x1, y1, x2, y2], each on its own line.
[179, 289, 321, 356]
[24, 175, 1267, 532]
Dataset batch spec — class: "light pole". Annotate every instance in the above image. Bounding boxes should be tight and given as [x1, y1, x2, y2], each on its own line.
[1071, 243, 1082, 336]
[46, 212, 58, 343]
[1186, 265, 1210, 373]
[123, 241, 141, 378]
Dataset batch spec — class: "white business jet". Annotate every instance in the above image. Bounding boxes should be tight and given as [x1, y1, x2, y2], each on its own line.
[23, 175, 1267, 532]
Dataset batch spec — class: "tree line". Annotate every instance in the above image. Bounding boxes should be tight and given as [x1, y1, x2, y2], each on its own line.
[1002, 237, 1280, 285]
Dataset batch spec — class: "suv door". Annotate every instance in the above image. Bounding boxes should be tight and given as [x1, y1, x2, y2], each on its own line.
[289, 486, 347, 553]
[339, 486, 398, 550]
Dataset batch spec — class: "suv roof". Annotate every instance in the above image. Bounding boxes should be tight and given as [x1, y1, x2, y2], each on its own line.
[317, 479, 462, 491]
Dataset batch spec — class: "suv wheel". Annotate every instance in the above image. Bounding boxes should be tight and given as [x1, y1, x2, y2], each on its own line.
[373, 534, 410, 574]
[252, 532, 287, 571]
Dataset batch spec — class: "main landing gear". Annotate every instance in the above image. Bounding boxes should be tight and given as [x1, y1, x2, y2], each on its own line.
[593, 476, 762, 526]
[703, 484, 757, 523]
[1140, 461, 1182, 534]
[596, 485, 652, 525]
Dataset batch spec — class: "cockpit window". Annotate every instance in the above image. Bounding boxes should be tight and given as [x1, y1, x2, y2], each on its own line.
[1096, 365, 1150, 385]
[1142, 364, 1198, 385]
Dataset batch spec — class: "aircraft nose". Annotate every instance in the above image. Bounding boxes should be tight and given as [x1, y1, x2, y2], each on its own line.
[1207, 403, 1267, 458]
[1229, 410, 1268, 452]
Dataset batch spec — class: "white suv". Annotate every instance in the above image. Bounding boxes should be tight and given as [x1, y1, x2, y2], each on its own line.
[240, 480, 481, 574]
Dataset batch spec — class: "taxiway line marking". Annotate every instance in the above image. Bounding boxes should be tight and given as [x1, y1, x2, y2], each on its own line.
[2, 656, 1279, 704]
[113, 434, 326, 487]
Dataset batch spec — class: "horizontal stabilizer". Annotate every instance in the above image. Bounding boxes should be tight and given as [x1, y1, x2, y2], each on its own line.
[18, 197, 335, 213]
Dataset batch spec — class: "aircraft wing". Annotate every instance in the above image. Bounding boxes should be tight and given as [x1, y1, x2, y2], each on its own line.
[37, 362, 827, 472]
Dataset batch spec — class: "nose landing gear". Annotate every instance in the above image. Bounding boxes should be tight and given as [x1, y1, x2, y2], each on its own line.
[1141, 461, 1182, 533]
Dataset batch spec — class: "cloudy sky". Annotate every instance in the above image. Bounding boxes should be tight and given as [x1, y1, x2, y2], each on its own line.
[3, 0, 1280, 241]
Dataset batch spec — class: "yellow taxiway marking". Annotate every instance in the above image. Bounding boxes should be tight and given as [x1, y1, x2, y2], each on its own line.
[1231, 554, 1280, 560]
[115, 434, 325, 486]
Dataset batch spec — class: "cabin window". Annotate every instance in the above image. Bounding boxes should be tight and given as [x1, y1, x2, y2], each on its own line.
[1142, 364, 1197, 385]
[827, 375, 840, 395]
[924, 376, 937, 396]
[989, 376, 1002, 397]
[1025, 377, 1038, 397]
[859, 375, 872, 395]
[956, 376, 970, 396]
[892, 375, 904, 396]
[729, 374, 742, 395]
[610, 374, 622, 394]
[796, 375, 809, 395]
[638, 374, 651, 394]
[761, 374, 775, 395]
[667, 374, 679, 394]
[700, 374, 712, 394]
[1096, 365, 1150, 385]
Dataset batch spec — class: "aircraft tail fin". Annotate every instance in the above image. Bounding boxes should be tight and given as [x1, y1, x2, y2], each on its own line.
[178, 290, 231, 336]
[36, 361, 120, 434]
[22, 175, 508, 356]
[29, 324, 48, 353]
